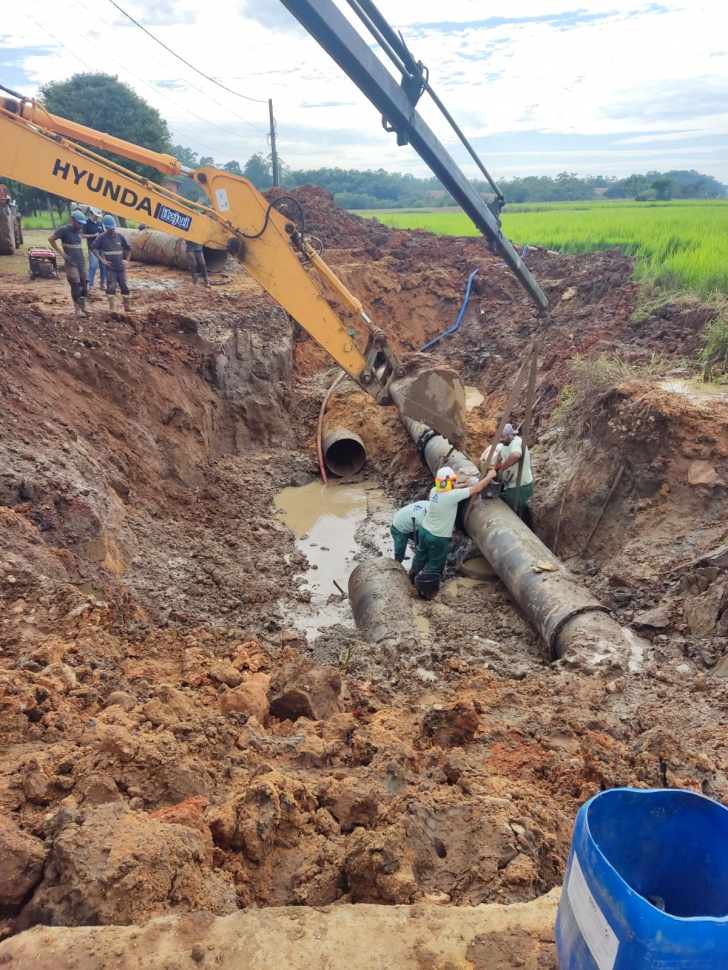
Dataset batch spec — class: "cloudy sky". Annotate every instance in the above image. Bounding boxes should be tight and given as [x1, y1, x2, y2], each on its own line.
[2, 0, 727, 181]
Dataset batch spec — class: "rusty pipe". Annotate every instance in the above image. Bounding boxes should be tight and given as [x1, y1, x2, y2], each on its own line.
[397, 411, 643, 672]
[322, 428, 367, 477]
[348, 558, 415, 643]
[122, 228, 228, 274]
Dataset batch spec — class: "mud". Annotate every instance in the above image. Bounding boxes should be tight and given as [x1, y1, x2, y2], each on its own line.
[274, 480, 389, 636]
[1, 190, 728, 961]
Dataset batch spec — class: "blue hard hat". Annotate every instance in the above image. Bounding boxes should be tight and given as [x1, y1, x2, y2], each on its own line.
[102, 215, 116, 229]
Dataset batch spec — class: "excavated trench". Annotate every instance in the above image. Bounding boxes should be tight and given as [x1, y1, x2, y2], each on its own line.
[1, 193, 728, 966]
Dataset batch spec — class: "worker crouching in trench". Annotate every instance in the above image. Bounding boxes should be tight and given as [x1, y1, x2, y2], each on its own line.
[409, 465, 495, 597]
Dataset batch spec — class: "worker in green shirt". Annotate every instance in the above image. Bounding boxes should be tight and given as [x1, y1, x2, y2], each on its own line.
[390, 500, 428, 564]
[484, 424, 533, 515]
[409, 465, 495, 584]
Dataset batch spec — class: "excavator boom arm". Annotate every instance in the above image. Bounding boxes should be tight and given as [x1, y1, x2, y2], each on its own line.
[0, 93, 468, 440]
[0, 96, 370, 382]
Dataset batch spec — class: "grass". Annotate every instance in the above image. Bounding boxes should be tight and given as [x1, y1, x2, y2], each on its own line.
[20, 211, 142, 230]
[553, 352, 667, 438]
[699, 297, 728, 379]
[21, 211, 71, 229]
[359, 200, 728, 298]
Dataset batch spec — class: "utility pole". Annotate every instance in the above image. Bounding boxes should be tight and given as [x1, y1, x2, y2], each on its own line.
[268, 99, 280, 188]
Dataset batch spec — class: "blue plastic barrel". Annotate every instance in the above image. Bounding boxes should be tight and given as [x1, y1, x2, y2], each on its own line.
[556, 788, 728, 969]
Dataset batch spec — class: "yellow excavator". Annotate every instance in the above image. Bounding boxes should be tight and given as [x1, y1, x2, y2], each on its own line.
[0, 90, 468, 441]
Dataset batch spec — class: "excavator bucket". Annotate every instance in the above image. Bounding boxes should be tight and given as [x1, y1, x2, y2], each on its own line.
[389, 365, 467, 443]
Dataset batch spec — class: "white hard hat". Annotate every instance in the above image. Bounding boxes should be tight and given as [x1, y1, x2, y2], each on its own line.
[436, 466, 456, 481]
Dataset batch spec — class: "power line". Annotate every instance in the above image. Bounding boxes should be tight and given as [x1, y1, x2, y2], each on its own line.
[26, 15, 100, 74]
[75, 0, 268, 137]
[25, 14, 244, 157]
[105, 0, 270, 105]
[68, 2, 265, 141]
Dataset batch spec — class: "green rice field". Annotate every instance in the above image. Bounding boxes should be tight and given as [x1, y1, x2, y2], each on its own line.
[358, 200, 728, 297]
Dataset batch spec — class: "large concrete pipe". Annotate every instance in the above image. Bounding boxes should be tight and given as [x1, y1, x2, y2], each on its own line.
[322, 428, 367, 477]
[394, 403, 644, 673]
[122, 228, 228, 273]
[349, 558, 415, 643]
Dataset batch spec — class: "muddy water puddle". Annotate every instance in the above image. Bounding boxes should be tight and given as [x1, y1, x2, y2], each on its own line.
[660, 378, 728, 401]
[413, 614, 431, 636]
[464, 385, 485, 411]
[275, 480, 391, 637]
[444, 576, 485, 597]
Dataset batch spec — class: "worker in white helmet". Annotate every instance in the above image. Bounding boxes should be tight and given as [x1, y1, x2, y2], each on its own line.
[409, 465, 495, 581]
[482, 423, 533, 515]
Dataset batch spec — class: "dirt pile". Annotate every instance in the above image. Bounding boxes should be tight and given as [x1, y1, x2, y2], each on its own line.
[266, 184, 395, 251]
[1, 192, 728, 958]
[23, 801, 237, 928]
[0, 893, 562, 970]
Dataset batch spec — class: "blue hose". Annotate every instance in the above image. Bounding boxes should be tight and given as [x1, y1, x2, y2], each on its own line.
[419, 267, 479, 352]
[494, 244, 529, 268]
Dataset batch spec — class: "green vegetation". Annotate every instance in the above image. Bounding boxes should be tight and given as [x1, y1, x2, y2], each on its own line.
[171, 152, 724, 209]
[554, 353, 667, 438]
[41, 73, 172, 183]
[363, 200, 728, 297]
[699, 298, 728, 379]
[20, 210, 70, 229]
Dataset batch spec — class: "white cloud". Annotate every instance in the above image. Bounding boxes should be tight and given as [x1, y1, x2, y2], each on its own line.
[1, 0, 726, 178]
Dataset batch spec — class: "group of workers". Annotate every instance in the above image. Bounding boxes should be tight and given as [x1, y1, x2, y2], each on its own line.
[47, 209, 211, 318]
[391, 424, 533, 588]
[47, 208, 132, 318]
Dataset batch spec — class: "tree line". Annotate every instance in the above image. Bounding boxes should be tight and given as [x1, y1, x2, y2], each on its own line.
[175, 150, 726, 208]
[4, 72, 726, 216]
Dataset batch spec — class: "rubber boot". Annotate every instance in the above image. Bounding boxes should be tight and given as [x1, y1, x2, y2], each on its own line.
[107, 295, 115, 311]
[203, 274, 211, 289]
[190, 273, 198, 286]
[122, 296, 132, 313]
[408, 565, 423, 585]
[74, 300, 86, 318]
[79, 296, 88, 316]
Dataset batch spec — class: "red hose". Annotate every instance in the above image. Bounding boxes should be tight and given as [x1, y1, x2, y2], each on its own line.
[316, 372, 345, 486]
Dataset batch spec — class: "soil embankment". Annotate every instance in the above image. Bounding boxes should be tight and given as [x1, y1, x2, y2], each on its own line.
[1, 191, 727, 965]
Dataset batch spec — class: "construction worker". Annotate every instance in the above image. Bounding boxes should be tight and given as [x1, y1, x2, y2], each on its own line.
[48, 209, 89, 318]
[390, 499, 428, 564]
[92, 215, 132, 312]
[186, 240, 210, 287]
[82, 208, 105, 293]
[484, 424, 533, 515]
[410, 466, 495, 581]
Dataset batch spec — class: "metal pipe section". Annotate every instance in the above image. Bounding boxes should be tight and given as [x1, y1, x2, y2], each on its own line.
[122, 228, 228, 274]
[322, 428, 367, 477]
[395, 406, 641, 670]
[349, 559, 415, 642]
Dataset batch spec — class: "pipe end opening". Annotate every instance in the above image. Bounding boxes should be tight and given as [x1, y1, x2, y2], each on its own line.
[324, 436, 366, 477]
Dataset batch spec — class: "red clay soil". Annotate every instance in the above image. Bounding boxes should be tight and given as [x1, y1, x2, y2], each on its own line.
[1, 192, 728, 949]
